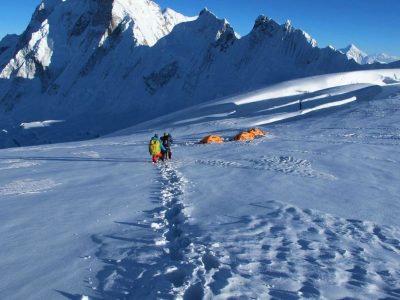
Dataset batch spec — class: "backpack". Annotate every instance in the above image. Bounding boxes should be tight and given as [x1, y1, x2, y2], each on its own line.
[161, 135, 171, 149]
[149, 139, 161, 155]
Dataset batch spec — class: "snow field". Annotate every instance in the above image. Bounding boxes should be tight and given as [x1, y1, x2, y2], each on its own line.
[0, 141, 156, 299]
[127, 69, 400, 133]
[0, 70, 399, 299]
[0, 178, 60, 196]
[182, 200, 400, 299]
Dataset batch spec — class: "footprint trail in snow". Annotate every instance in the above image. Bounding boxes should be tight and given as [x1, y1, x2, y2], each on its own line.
[196, 200, 400, 299]
[92, 162, 217, 299]
[153, 162, 225, 299]
[91, 162, 400, 299]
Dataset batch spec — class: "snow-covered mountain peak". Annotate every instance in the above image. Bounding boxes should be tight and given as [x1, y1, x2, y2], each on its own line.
[184, 8, 231, 41]
[340, 44, 367, 63]
[250, 15, 317, 47]
[339, 44, 399, 65]
[198, 7, 220, 22]
[101, 0, 187, 46]
[152, 7, 234, 58]
[36, 0, 62, 14]
[347, 44, 363, 52]
[41, 0, 63, 8]
[253, 15, 278, 33]
[250, 15, 280, 42]
[300, 30, 317, 47]
[364, 52, 400, 64]
[284, 19, 292, 31]
[199, 7, 211, 15]
[342, 44, 353, 51]
[196, 7, 232, 29]
[0, 0, 195, 80]
[162, 7, 197, 30]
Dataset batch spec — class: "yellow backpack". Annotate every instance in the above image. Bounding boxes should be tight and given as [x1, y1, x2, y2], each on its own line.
[149, 139, 161, 155]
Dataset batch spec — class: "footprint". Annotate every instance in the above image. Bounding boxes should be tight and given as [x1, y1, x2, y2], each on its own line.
[285, 207, 297, 214]
[248, 156, 336, 180]
[269, 288, 299, 300]
[346, 265, 367, 287]
[261, 244, 271, 251]
[183, 282, 204, 300]
[270, 225, 286, 236]
[202, 252, 220, 271]
[263, 270, 290, 279]
[165, 267, 187, 287]
[324, 228, 339, 242]
[297, 239, 312, 250]
[165, 204, 184, 221]
[306, 227, 319, 234]
[373, 226, 387, 242]
[373, 226, 400, 252]
[318, 249, 336, 261]
[385, 288, 400, 299]
[210, 268, 232, 294]
[298, 281, 320, 298]
[276, 245, 291, 261]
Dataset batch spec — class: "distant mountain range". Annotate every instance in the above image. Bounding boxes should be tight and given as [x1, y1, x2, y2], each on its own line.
[339, 44, 399, 65]
[0, 0, 398, 148]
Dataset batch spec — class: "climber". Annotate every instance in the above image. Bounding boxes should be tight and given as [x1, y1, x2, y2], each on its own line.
[160, 132, 173, 160]
[148, 134, 166, 163]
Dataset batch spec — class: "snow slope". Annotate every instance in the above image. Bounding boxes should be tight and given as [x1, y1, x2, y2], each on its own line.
[125, 69, 400, 131]
[1, 70, 400, 299]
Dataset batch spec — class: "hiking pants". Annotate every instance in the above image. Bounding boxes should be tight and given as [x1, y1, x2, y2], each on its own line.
[162, 149, 172, 160]
[152, 153, 162, 163]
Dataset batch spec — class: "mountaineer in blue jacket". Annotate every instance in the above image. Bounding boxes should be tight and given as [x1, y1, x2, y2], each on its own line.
[161, 132, 173, 160]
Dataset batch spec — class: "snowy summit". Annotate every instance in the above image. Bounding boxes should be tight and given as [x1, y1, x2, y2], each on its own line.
[340, 44, 400, 65]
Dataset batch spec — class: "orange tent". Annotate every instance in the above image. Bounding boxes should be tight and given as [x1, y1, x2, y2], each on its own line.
[248, 128, 267, 137]
[234, 131, 256, 141]
[200, 135, 224, 144]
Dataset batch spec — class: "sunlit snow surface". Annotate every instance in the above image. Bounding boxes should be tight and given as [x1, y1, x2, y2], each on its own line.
[20, 120, 64, 129]
[1, 71, 400, 299]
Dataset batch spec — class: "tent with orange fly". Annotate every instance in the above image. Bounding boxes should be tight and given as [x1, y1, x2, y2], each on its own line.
[199, 135, 224, 144]
[234, 131, 256, 141]
[247, 128, 267, 137]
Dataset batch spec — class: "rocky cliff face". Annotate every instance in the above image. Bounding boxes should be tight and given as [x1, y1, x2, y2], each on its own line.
[0, 0, 368, 148]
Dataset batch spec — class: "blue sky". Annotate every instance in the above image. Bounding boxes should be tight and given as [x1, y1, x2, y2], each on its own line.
[0, 0, 399, 55]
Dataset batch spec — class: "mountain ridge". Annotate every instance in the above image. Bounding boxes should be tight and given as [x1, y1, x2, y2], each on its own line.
[0, 0, 395, 148]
